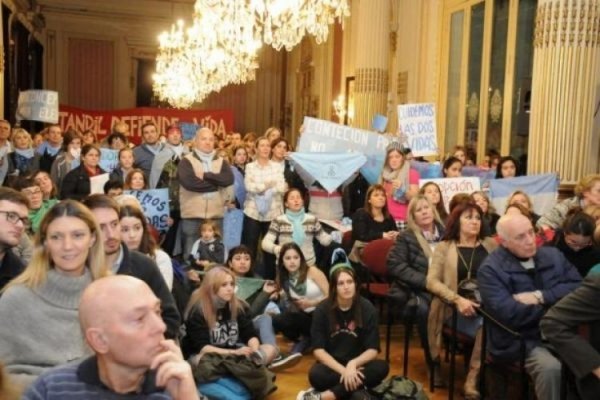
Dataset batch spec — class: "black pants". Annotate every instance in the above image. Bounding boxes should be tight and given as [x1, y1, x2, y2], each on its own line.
[241, 215, 275, 279]
[272, 310, 313, 341]
[309, 359, 389, 399]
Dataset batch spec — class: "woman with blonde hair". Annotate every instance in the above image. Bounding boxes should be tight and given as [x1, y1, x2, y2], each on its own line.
[7, 128, 38, 182]
[184, 266, 276, 399]
[506, 190, 541, 225]
[0, 200, 109, 386]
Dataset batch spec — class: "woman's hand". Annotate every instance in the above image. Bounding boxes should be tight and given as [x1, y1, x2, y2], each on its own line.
[340, 360, 364, 391]
[262, 280, 277, 295]
[294, 297, 313, 311]
[455, 296, 480, 317]
[187, 270, 201, 282]
[232, 346, 254, 357]
[383, 231, 399, 241]
[392, 179, 403, 190]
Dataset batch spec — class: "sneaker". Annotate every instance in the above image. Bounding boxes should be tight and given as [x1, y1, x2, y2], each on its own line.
[269, 351, 302, 372]
[291, 337, 311, 354]
[249, 349, 266, 366]
[296, 388, 321, 400]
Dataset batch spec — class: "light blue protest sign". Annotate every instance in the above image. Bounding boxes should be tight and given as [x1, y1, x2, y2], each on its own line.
[223, 208, 244, 251]
[397, 103, 438, 157]
[99, 148, 119, 173]
[297, 117, 392, 184]
[124, 189, 170, 232]
[16, 90, 59, 123]
[180, 122, 200, 141]
[372, 114, 388, 132]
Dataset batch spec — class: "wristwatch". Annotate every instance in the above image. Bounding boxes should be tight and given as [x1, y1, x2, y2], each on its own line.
[533, 290, 544, 304]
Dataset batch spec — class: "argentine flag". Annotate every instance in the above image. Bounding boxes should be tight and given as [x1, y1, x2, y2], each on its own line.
[489, 173, 559, 216]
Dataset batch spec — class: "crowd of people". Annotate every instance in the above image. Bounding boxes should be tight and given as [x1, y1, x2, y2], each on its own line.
[0, 118, 598, 400]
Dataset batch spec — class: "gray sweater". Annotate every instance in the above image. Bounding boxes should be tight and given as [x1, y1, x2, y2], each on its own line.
[0, 269, 93, 387]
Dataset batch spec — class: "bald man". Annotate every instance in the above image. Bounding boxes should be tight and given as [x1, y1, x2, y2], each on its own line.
[24, 276, 201, 400]
[477, 214, 581, 400]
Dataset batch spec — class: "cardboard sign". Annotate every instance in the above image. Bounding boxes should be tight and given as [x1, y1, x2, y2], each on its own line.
[398, 103, 438, 157]
[99, 148, 119, 174]
[16, 90, 59, 123]
[419, 177, 480, 212]
[125, 189, 170, 232]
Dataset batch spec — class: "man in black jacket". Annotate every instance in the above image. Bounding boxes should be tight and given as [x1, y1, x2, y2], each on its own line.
[83, 194, 181, 339]
[0, 187, 29, 293]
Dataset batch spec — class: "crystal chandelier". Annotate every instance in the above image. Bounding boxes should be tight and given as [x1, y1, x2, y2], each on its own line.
[153, 0, 350, 108]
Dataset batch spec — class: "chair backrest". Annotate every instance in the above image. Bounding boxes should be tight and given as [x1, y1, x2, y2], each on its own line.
[361, 238, 395, 278]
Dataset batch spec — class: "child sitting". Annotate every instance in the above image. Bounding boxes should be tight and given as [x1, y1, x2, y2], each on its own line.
[188, 220, 225, 282]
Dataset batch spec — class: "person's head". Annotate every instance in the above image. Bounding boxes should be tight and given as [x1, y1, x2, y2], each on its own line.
[118, 148, 135, 170]
[124, 169, 147, 191]
[79, 275, 165, 370]
[420, 182, 442, 206]
[103, 180, 124, 197]
[561, 209, 595, 252]
[284, 188, 305, 212]
[507, 190, 534, 213]
[328, 264, 358, 305]
[452, 145, 466, 165]
[276, 242, 309, 290]
[364, 184, 390, 217]
[33, 170, 58, 200]
[407, 194, 439, 232]
[0, 188, 29, 250]
[265, 127, 282, 143]
[244, 131, 257, 146]
[112, 121, 130, 136]
[185, 266, 242, 328]
[119, 204, 156, 256]
[575, 174, 600, 207]
[271, 137, 289, 161]
[443, 156, 462, 177]
[6, 200, 108, 291]
[231, 145, 248, 166]
[384, 143, 406, 171]
[194, 127, 215, 153]
[496, 156, 519, 179]
[448, 193, 472, 214]
[199, 220, 220, 241]
[255, 136, 272, 159]
[443, 201, 484, 242]
[10, 128, 32, 150]
[471, 191, 494, 215]
[496, 214, 537, 259]
[141, 123, 159, 145]
[31, 132, 44, 148]
[46, 124, 63, 147]
[230, 132, 242, 147]
[165, 124, 182, 146]
[0, 120, 10, 141]
[226, 245, 254, 277]
[81, 130, 97, 145]
[81, 144, 101, 169]
[61, 129, 82, 155]
[107, 132, 127, 151]
[82, 194, 122, 256]
[14, 177, 42, 210]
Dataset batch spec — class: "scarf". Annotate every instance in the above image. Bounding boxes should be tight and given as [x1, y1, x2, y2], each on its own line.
[29, 199, 58, 234]
[13, 149, 34, 173]
[289, 271, 307, 296]
[168, 143, 185, 159]
[144, 143, 163, 156]
[15, 148, 34, 159]
[194, 149, 216, 170]
[285, 209, 306, 245]
[379, 160, 411, 201]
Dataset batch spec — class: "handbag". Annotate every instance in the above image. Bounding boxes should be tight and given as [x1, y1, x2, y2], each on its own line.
[457, 278, 481, 304]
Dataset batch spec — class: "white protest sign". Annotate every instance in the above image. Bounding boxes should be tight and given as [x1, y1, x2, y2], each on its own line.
[125, 189, 170, 232]
[16, 90, 59, 123]
[90, 173, 110, 195]
[419, 177, 480, 212]
[99, 149, 119, 173]
[297, 117, 392, 183]
[398, 103, 438, 157]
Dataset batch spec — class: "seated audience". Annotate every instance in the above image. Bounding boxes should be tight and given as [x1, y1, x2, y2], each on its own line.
[6, 128, 38, 183]
[387, 195, 445, 380]
[426, 201, 498, 398]
[419, 181, 448, 223]
[506, 190, 541, 225]
[471, 191, 500, 235]
[32, 170, 58, 202]
[0, 188, 30, 292]
[35, 124, 62, 173]
[297, 263, 389, 400]
[60, 144, 106, 201]
[188, 220, 225, 275]
[442, 156, 463, 177]
[50, 129, 81, 189]
[14, 178, 57, 235]
[0, 200, 109, 386]
[478, 214, 582, 400]
[24, 275, 201, 400]
[538, 174, 600, 229]
[273, 242, 328, 355]
[505, 202, 554, 246]
[495, 156, 520, 179]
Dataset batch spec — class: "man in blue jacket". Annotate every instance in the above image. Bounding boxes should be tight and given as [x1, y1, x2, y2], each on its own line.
[478, 213, 581, 400]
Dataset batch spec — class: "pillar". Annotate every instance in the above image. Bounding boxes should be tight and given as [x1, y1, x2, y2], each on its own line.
[528, 0, 600, 182]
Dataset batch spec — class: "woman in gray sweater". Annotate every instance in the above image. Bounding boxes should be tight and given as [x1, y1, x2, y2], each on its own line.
[0, 200, 109, 387]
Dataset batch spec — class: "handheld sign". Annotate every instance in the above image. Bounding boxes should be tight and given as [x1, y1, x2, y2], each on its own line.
[419, 177, 480, 212]
[90, 173, 110, 195]
[99, 149, 119, 174]
[16, 90, 59, 123]
[398, 103, 438, 157]
[180, 122, 200, 141]
[371, 114, 388, 133]
[125, 189, 170, 232]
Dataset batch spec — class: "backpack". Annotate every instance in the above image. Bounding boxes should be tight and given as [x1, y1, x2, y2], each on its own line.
[369, 375, 429, 400]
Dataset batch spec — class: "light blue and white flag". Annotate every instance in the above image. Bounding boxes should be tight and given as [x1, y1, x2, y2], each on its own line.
[489, 173, 559, 216]
[289, 152, 367, 193]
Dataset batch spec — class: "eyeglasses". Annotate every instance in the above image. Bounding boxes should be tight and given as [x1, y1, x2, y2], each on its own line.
[0, 211, 29, 227]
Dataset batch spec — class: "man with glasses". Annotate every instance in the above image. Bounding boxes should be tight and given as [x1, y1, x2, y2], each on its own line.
[14, 177, 58, 235]
[0, 187, 30, 292]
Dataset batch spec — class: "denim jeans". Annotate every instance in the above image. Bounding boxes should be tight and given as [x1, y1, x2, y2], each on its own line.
[253, 314, 277, 347]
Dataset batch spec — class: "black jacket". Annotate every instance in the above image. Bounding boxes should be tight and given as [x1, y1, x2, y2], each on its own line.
[0, 250, 25, 293]
[116, 245, 181, 339]
[60, 164, 106, 201]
